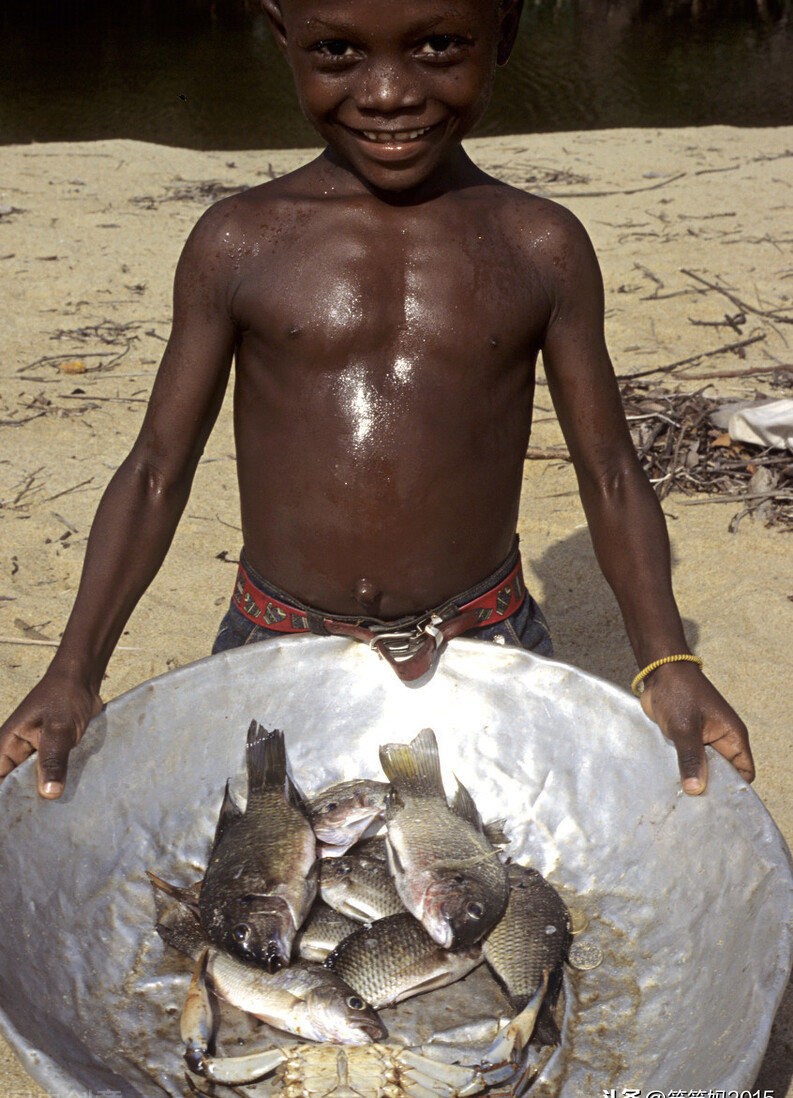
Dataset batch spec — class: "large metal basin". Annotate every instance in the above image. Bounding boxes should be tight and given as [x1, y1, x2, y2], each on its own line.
[0, 636, 791, 1097]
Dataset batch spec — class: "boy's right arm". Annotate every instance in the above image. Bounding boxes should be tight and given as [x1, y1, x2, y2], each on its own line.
[0, 206, 239, 799]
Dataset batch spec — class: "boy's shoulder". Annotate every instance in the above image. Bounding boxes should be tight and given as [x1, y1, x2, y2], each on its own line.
[465, 174, 597, 277]
[186, 162, 323, 246]
[484, 176, 591, 241]
[179, 159, 595, 281]
[181, 159, 331, 265]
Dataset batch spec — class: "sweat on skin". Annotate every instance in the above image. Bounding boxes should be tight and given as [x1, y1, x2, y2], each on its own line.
[0, 0, 753, 802]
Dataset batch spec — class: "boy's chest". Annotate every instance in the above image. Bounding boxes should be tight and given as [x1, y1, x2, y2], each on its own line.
[232, 209, 548, 368]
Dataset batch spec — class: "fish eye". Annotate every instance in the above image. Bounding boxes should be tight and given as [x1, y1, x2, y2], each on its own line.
[325, 801, 338, 811]
[466, 901, 484, 919]
[233, 922, 251, 943]
[346, 995, 366, 1010]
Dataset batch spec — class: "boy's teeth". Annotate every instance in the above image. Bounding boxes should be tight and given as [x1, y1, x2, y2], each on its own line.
[362, 127, 431, 142]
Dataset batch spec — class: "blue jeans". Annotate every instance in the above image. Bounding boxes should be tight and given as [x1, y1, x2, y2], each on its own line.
[212, 549, 553, 658]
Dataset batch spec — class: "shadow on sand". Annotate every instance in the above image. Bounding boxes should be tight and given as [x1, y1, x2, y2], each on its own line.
[529, 526, 791, 1086]
[528, 526, 699, 685]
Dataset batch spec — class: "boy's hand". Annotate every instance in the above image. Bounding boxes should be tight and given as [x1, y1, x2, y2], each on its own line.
[0, 672, 103, 799]
[638, 662, 754, 795]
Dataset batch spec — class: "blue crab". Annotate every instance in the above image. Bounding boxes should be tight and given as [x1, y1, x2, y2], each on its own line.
[181, 948, 551, 1097]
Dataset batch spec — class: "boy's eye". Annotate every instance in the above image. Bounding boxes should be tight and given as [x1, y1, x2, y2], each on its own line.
[313, 39, 358, 61]
[416, 35, 467, 59]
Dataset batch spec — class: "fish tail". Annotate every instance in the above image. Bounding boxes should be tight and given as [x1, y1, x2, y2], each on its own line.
[379, 727, 444, 797]
[246, 722, 286, 795]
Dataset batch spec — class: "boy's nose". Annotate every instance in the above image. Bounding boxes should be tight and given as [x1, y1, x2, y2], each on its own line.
[357, 60, 422, 114]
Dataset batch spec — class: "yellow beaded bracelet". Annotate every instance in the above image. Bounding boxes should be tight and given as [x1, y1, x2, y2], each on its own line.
[631, 654, 704, 697]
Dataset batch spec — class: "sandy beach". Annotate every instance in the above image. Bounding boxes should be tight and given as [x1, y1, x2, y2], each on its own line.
[1, 127, 792, 1095]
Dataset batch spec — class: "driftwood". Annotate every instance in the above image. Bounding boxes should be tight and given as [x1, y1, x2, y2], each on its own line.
[681, 270, 793, 326]
[0, 636, 140, 650]
[622, 382, 793, 530]
[619, 333, 767, 380]
[525, 381, 793, 531]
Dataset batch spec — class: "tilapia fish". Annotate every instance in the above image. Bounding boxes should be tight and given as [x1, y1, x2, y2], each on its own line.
[326, 912, 482, 1010]
[308, 778, 389, 856]
[483, 861, 571, 1045]
[319, 852, 406, 923]
[294, 901, 361, 963]
[350, 834, 388, 862]
[157, 908, 384, 1045]
[379, 727, 509, 949]
[199, 721, 318, 971]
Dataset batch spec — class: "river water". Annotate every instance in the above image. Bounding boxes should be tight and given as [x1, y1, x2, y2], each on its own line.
[1, 1, 792, 149]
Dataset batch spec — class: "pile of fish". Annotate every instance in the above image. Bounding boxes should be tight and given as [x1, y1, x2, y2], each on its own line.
[148, 721, 572, 1073]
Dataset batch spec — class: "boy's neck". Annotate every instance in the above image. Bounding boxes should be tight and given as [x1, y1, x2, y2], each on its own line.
[319, 145, 488, 205]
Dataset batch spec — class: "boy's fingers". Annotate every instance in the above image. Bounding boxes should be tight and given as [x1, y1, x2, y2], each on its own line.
[38, 776, 65, 800]
[640, 685, 707, 795]
[671, 727, 708, 796]
[705, 717, 755, 786]
[0, 728, 38, 778]
[36, 727, 77, 800]
[0, 688, 100, 795]
[641, 673, 754, 793]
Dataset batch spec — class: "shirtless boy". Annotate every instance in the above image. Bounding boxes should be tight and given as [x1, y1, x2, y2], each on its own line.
[0, 0, 753, 799]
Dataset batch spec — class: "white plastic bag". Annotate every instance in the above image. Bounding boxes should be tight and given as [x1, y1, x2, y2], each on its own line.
[729, 397, 793, 452]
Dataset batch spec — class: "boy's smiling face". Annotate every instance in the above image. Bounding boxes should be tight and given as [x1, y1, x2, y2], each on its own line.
[263, 0, 522, 195]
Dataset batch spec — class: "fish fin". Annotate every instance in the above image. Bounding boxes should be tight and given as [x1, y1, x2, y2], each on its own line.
[383, 784, 405, 819]
[210, 780, 244, 850]
[285, 770, 311, 814]
[379, 727, 445, 797]
[534, 1000, 562, 1047]
[385, 834, 405, 877]
[450, 777, 482, 829]
[507, 964, 565, 1047]
[145, 871, 202, 916]
[156, 904, 209, 960]
[246, 722, 286, 796]
[483, 818, 510, 850]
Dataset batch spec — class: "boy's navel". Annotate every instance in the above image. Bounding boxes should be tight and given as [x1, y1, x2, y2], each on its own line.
[354, 578, 382, 614]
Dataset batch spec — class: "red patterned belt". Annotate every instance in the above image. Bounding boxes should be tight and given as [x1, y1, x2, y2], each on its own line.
[232, 555, 525, 683]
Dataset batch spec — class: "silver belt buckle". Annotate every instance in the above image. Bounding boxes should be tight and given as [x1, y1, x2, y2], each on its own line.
[368, 613, 445, 661]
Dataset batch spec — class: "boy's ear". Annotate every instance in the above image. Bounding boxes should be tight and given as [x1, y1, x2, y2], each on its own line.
[497, 0, 524, 66]
[261, 0, 288, 54]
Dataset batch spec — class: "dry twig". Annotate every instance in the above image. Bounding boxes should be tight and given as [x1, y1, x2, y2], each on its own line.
[622, 381, 793, 530]
[619, 333, 766, 380]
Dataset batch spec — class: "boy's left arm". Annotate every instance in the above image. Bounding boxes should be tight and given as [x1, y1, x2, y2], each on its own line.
[535, 204, 754, 794]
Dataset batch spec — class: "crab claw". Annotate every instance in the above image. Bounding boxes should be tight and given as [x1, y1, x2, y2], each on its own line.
[459, 969, 550, 1097]
[198, 1047, 288, 1085]
[179, 945, 288, 1084]
[181, 947, 213, 1072]
[399, 1049, 488, 1097]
